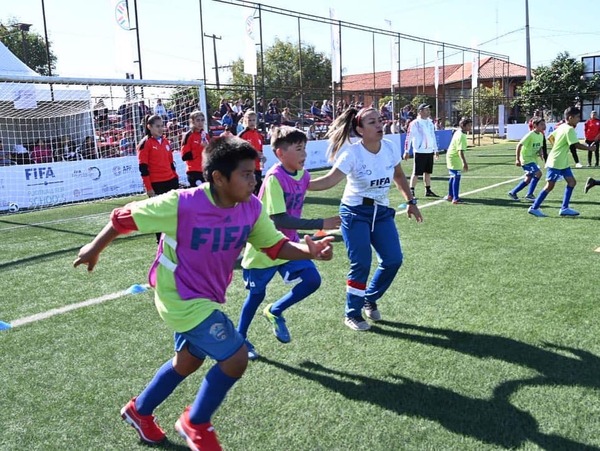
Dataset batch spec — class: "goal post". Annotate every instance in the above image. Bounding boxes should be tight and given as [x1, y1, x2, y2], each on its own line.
[0, 75, 207, 213]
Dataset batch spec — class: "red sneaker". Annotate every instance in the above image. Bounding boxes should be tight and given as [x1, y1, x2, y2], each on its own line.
[175, 407, 223, 451]
[120, 397, 166, 444]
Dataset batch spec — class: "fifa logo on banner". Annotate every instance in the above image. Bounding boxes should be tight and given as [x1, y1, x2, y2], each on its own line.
[25, 167, 55, 180]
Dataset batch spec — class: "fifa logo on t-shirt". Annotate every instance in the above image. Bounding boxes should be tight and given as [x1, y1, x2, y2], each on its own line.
[370, 177, 390, 187]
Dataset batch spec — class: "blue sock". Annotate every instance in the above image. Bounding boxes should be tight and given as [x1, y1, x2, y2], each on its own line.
[237, 291, 265, 338]
[270, 268, 321, 315]
[452, 175, 461, 199]
[189, 364, 239, 424]
[448, 179, 453, 198]
[526, 177, 540, 196]
[511, 180, 528, 195]
[532, 189, 549, 209]
[135, 359, 186, 415]
[562, 185, 574, 209]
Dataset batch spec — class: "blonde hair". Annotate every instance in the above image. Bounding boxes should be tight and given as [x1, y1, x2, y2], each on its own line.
[242, 110, 257, 127]
[189, 110, 205, 122]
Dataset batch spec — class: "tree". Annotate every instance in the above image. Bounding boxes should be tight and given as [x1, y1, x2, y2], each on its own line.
[0, 18, 57, 76]
[456, 82, 504, 131]
[228, 38, 332, 110]
[513, 52, 600, 118]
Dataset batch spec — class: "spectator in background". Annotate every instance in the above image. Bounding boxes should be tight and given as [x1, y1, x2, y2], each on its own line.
[584, 110, 600, 167]
[119, 132, 135, 156]
[404, 104, 439, 198]
[243, 98, 253, 113]
[217, 98, 231, 118]
[281, 107, 295, 126]
[221, 110, 234, 128]
[79, 136, 97, 160]
[306, 124, 317, 141]
[57, 136, 83, 161]
[310, 101, 322, 119]
[0, 139, 14, 166]
[94, 99, 109, 130]
[12, 143, 31, 165]
[321, 99, 333, 120]
[154, 99, 168, 120]
[30, 138, 53, 164]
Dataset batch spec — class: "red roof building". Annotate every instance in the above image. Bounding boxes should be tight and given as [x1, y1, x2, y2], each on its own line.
[340, 57, 527, 123]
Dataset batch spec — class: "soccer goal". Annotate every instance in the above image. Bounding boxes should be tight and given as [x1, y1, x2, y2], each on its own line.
[0, 75, 207, 213]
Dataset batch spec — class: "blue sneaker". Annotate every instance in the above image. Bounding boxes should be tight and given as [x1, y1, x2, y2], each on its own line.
[262, 304, 291, 343]
[559, 207, 580, 217]
[528, 207, 547, 217]
[245, 339, 259, 360]
[507, 191, 519, 201]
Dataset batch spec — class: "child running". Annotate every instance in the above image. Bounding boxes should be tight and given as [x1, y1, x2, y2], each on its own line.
[445, 117, 472, 204]
[508, 116, 545, 202]
[309, 107, 423, 331]
[74, 136, 333, 450]
[237, 126, 341, 359]
[528, 107, 594, 217]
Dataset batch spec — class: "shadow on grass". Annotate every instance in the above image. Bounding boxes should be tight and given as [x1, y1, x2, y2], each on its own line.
[151, 438, 189, 450]
[459, 197, 529, 208]
[0, 233, 152, 271]
[0, 217, 100, 238]
[261, 322, 600, 450]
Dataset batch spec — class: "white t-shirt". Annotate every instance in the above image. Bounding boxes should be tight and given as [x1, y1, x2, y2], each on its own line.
[409, 117, 438, 153]
[333, 139, 402, 207]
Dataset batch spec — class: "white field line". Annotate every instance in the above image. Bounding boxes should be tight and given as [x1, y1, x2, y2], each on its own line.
[8, 285, 150, 329]
[396, 176, 523, 215]
[5, 177, 521, 329]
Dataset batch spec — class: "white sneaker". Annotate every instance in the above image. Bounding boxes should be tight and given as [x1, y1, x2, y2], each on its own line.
[576, 163, 583, 168]
[344, 316, 371, 331]
[363, 301, 382, 321]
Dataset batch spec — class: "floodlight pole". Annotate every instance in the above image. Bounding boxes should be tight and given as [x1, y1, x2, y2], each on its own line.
[525, 0, 531, 82]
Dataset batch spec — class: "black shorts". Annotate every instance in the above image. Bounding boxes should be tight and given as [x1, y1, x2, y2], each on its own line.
[413, 153, 434, 176]
[187, 171, 205, 187]
[151, 177, 179, 195]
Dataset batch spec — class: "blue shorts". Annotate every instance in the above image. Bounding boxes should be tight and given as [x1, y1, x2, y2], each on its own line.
[243, 260, 317, 293]
[546, 167, 574, 182]
[174, 310, 244, 361]
[448, 169, 461, 177]
[522, 163, 540, 175]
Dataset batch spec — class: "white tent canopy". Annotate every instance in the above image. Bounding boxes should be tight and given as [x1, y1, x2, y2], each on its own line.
[0, 41, 39, 77]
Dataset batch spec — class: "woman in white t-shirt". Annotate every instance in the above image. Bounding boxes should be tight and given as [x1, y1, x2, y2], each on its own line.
[309, 107, 422, 331]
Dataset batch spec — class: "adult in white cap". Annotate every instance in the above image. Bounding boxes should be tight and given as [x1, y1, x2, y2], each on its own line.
[404, 103, 439, 198]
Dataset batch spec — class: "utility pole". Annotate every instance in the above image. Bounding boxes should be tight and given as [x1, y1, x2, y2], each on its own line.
[525, 0, 531, 82]
[204, 33, 222, 89]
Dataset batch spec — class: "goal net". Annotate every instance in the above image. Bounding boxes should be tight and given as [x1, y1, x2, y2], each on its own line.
[0, 75, 206, 213]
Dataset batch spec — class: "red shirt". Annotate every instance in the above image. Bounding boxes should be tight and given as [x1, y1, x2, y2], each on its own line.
[584, 118, 600, 141]
[137, 135, 177, 191]
[181, 129, 209, 173]
[239, 128, 264, 170]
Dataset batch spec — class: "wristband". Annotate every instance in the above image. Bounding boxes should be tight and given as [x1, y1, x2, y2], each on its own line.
[408, 198, 418, 205]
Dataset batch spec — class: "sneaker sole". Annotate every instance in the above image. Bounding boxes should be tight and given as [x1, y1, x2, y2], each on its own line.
[175, 419, 200, 451]
[364, 311, 382, 321]
[344, 320, 371, 331]
[121, 409, 165, 444]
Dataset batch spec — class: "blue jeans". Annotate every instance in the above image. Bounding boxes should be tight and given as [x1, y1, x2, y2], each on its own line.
[339, 203, 403, 318]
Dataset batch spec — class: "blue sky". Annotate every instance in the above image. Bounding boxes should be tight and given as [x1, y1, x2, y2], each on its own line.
[2, 0, 597, 82]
